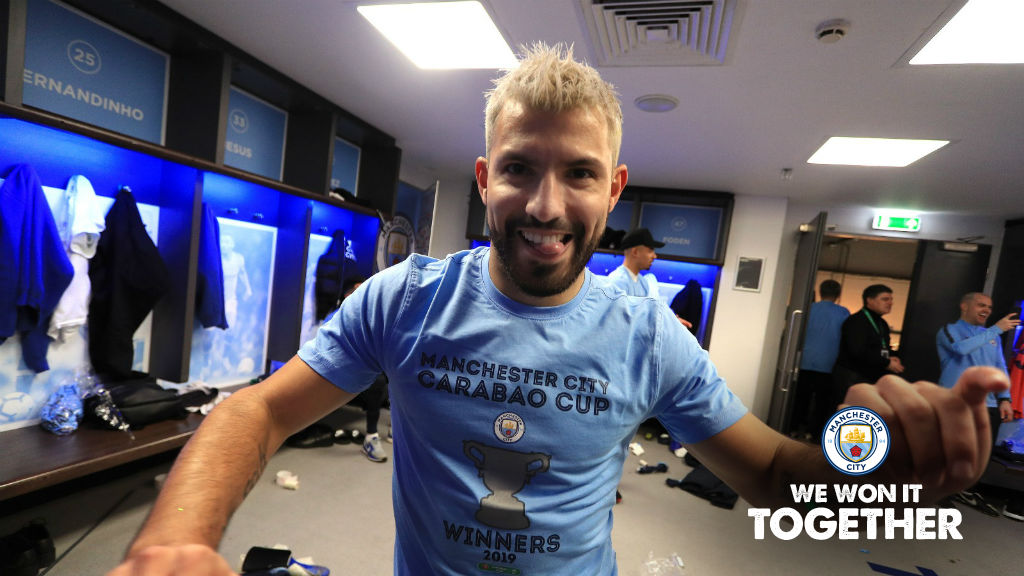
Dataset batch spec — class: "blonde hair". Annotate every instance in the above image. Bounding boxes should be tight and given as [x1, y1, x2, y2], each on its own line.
[484, 42, 623, 165]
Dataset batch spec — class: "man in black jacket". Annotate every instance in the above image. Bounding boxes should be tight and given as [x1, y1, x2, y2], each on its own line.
[833, 284, 905, 394]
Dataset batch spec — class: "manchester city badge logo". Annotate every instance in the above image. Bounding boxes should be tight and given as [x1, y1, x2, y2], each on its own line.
[839, 424, 873, 462]
[493, 412, 525, 443]
[822, 406, 890, 476]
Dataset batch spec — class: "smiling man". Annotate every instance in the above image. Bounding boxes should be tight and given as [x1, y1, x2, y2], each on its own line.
[938, 292, 1020, 431]
[109, 43, 1007, 576]
[936, 293, 1021, 517]
[478, 88, 627, 304]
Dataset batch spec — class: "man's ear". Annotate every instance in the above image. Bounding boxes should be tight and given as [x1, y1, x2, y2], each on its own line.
[475, 157, 489, 204]
[609, 163, 628, 213]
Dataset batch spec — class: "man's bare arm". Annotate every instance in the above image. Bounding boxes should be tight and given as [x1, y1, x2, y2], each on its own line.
[107, 356, 356, 575]
[685, 366, 1009, 508]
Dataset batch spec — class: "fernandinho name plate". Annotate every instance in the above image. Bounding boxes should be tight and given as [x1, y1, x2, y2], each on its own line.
[23, 0, 169, 144]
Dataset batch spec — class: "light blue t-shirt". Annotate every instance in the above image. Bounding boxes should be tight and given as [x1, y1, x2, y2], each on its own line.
[298, 247, 746, 575]
[606, 264, 659, 298]
[937, 319, 1010, 408]
[799, 300, 850, 373]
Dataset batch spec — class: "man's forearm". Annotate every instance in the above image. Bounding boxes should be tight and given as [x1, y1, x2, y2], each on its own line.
[126, 387, 278, 557]
[763, 437, 855, 507]
[949, 328, 999, 356]
[688, 414, 840, 508]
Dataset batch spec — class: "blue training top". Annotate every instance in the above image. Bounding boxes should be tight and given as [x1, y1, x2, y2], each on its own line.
[799, 300, 850, 373]
[299, 247, 746, 575]
[937, 319, 1010, 408]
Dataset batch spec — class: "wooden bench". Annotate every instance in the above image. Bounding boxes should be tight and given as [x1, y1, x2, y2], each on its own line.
[0, 413, 204, 502]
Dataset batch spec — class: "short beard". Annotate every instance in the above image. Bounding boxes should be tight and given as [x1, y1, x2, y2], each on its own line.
[489, 215, 604, 299]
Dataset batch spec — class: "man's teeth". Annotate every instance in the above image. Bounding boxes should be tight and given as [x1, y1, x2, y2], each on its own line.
[522, 231, 565, 244]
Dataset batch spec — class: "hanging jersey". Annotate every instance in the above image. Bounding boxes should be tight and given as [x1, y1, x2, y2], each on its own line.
[1010, 349, 1024, 420]
[48, 175, 106, 341]
[88, 187, 169, 380]
[0, 164, 74, 371]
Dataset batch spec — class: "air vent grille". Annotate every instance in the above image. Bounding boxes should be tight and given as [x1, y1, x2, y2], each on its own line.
[578, 0, 738, 66]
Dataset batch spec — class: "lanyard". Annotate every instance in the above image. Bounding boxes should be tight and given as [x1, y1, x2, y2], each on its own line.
[862, 309, 889, 349]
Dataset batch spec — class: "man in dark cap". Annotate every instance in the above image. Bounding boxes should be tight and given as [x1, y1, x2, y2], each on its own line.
[606, 227, 665, 298]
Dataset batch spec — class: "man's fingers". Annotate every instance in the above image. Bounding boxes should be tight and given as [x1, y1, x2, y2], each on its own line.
[873, 377, 944, 485]
[914, 383, 979, 488]
[843, 374, 995, 495]
[843, 381, 913, 481]
[953, 366, 1007, 477]
[953, 366, 1009, 407]
[1000, 404, 1014, 422]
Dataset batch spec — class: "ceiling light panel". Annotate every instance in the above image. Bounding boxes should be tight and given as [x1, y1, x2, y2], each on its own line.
[910, 0, 1024, 65]
[807, 137, 950, 167]
[357, 1, 517, 69]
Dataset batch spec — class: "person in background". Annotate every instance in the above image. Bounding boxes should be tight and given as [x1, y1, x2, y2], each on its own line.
[937, 292, 1020, 517]
[341, 277, 391, 463]
[108, 43, 1006, 576]
[606, 228, 662, 296]
[607, 227, 692, 462]
[792, 279, 849, 440]
[833, 284, 904, 395]
[607, 227, 692, 330]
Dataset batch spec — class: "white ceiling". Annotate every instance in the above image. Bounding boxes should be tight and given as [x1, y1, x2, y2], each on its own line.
[156, 0, 1024, 218]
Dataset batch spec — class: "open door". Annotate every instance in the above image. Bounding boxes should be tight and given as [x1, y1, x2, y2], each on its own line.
[768, 212, 827, 432]
[898, 240, 992, 383]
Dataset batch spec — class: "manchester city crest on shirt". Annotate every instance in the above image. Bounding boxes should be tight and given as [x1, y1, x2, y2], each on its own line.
[822, 406, 890, 476]
[493, 412, 525, 443]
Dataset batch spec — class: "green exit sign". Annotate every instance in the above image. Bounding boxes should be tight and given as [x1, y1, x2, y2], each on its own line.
[872, 215, 921, 232]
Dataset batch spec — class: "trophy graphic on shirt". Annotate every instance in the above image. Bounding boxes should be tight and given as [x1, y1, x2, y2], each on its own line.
[464, 441, 551, 530]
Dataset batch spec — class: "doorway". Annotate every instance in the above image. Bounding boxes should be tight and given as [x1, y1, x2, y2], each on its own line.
[768, 217, 992, 435]
[817, 234, 918, 350]
[769, 232, 916, 434]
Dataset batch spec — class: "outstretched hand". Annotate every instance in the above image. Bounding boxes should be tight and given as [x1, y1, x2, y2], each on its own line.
[841, 366, 1009, 501]
[995, 312, 1020, 333]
